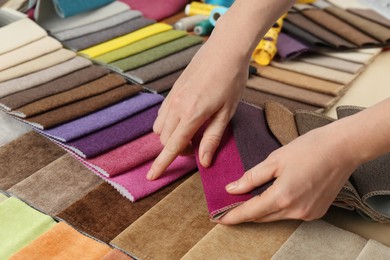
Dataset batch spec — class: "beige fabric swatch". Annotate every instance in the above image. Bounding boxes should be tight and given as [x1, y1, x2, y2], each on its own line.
[0, 36, 62, 71]
[299, 55, 364, 74]
[0, 193, 7, 203]
[356, 240, 390, 260]
[272, 220, 367, 260]
[0, 49, 75, 83]
[271, 60, 356, 85]
[326, 0, 367, 9]
[0, 112, 31, 147]
[0, 18, 47, 55]
[320, 51, 376, 64]
[183, 221, 301, 259]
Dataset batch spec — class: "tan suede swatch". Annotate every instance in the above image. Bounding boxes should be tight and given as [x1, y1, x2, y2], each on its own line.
[356, 240, 390, 260]
[0, 132, 66, 190]
[111, 174, 216, 260]
[183, 220, 301, 259]
[102, 249, 133, 260]
[264, 101, 298, 145]
[348, 8, 390, 28]
[295, 110, 334, 135]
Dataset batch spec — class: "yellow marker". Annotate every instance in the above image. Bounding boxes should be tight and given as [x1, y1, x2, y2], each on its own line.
[185, 2, 220, 16]
[296, 0, 316, 3]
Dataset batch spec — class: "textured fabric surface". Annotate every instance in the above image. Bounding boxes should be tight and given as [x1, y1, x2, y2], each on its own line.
[277, 32, 310, 59]
[272, 220, 367, 260]
[111, 174, 216, 259]
[299, 54, 364, 74]
[26, 84, 142, 129]
[0, 197, 56, 259]
[79, 23, 173, 58]
[8, 154, 102, 215]
[64, 17, 155, 51]
[94, 30, 187, 64]
[0, 57, 92, 99]
[52, 0, 115, 18]
[0, 18, 47, 55]
[0, 112, 31, 147]
[53, 10, 142, 41]
[57, 178, 185, 243]
[0, 36, 62, 71]
[42, 93, 163, 142]
[9, 222, 111, 260]
[321, 50, 376, 64]
[348, 8, 390, 28]
[65, 104, 159, 158]
[142, 69, 183, 93]
[126, 44, 201, 84]
[102, 249, 133, 260]
[109, 35, 203, 72]
[0, 193, 7, 203]
[0, 65, 109, 111]
[0, 48, 76, 83]
[295, 110, 334, 136]
[356, 240, 390, 260]
[0, 132, 66, 190]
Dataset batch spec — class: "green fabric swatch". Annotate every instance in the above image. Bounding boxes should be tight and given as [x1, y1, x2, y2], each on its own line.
[0, 193, 7, 203]
[94, 30, 188, 64]
[109, 35, 204, 72]
[0, 197, 56, 259]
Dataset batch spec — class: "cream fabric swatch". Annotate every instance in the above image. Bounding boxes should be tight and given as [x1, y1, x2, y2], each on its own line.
[0, 36, 62, 71]
[326, 0, 369, 9]
[272, 220, 367, 260]
[0, 112, 31, 147]
[0, 193, 7, 203]
[320, 51, 376, 64]
[0, 18, 47, 55]
[356, 240, 390, 260]
[0, 7, 26, 26]
[0, 49, 75, 83]
[299, 55, 364, 74]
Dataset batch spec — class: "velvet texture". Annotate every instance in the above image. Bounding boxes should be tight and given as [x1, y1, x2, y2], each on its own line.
[348, 8, 390, 28]
[299, 54, 364, 74]
[320, 50, 376, 64]
[9, 222, 111, 260]
[142, 69, 183, 93]
[111, 174, 216, 259]
[102, 249, 133, 260]
[276, 33, 310, 60]
[0, 132, 65, 190]
[52, 0, 115, 18]
[0, 197, 56, 259]
[356, 240, 390, 260]
[8, 154, 102, 215]
[295, 110, 335, 135]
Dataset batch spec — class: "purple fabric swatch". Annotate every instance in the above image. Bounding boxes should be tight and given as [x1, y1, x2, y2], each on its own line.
[277, 33, 310, 60]
[64, 104, 160, 158]
[42, 93, 163, 142]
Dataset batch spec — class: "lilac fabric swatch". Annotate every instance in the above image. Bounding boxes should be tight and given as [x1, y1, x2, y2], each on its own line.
[277, 33, 310, 60]
[193, 123, 252, 219]
[64, 104, 160, 158]
[42, 93, 163, 142]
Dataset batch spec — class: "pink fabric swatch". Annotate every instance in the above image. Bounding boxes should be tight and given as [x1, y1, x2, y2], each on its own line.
[119, 0, 187, 20]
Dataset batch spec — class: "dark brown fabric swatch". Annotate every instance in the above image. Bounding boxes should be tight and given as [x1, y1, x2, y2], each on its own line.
[25, 85, 142, 129]
[0, 132, 65, 190]
[294, 110, 334, 135]
[348, 8, 390, 29]
[142, 69, 183, 93]
[0, 66, 110, 111]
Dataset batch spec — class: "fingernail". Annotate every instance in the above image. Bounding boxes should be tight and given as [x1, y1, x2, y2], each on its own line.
[202, 152, 212, 167]
[146, 169, 154, 180]
[226, 181, 237, 191]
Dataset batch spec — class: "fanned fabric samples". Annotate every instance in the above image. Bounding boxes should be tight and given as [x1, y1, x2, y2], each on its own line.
[299, 55, 364, 74]
[9, 222, 111, 260]
[51, 0, 115, 18]
[348, 8, 390, 28]
[0, 197, 56, 259]
[142, 69, 183, 93]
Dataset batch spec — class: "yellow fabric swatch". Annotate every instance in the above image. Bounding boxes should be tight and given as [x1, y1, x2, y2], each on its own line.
[79, 23, 172, 58]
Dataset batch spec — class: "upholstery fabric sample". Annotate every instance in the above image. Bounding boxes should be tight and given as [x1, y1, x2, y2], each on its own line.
[109, 35, 203, 72]
[53, 10, 142, 41]
[0, 56, 92, 99]
[26, 85, 142, 129]
[0, 193, 7, 203]
[0, 65, 109, 111]
[52, 0, 115, 18]
[64, 104, 159, 158]
[13, 73, 126, 118]
[246, 76, 335, 108]
[183, 221, 301, 259]
[111, 174, 216, 259]
[94, 30, 187, 64]
[119, 0, 188, 21]
[102, 249, 133, 260]
[0, 197, 56, 259]
[271, 60, 356, 85]
[356, 240, 390, 260]
[79, 23, 173, 58]
[272, 220, 367, 260]
[0, 112, 31, 147]
[0, 48, 76, 83]
[82, 132, 163, 177]
[277, 33, 310, 60]
[348, 8, 390, 28]
[295, 110, 334, 135]
[142, 69, 183, 93]
[57, 178, 185, 243]
[264, 101, 298, 145]
[64, 17, 155, 51]
[0, 36, 62, 71]
[252, 63, 345, 96]
[42, 93, 163, 142]
[125, 44, 202, 84]
[299, 54, 364, 74]
[320, 50, 375, 64]
[0, 18, 47, 55]
[0, 132, 66, 190]
[8, 154, 102, 215]
[36, 1, 130, 33]
[9, 222, 111, 260]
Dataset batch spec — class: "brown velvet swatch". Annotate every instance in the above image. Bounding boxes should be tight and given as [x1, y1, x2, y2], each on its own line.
[13, 73, 126, 118]
[0, 132, 66, 190]
[8, 154, 102, 215]
[246, 75, 335, 108]
[57, 176, 187, 244]
[252, 63, 345, 96]
[242, 87, 322, 112]
[183, 220, 301, 259]
[25, 85, 142, 129]
[102, 249, 133, 260]
[142, 69, 183, 94]
[348, 8, 390, 28]
[0, 66, 110, 111]
[336, 105, 364, 119]
[111, 174, 216, 260]
[294, 110, 334, 135]
[264, 101, 298, 145]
